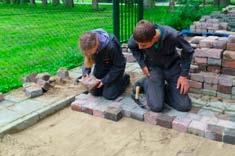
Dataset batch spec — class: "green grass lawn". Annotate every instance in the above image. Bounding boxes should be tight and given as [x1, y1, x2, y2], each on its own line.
[0, 4, 113, 93]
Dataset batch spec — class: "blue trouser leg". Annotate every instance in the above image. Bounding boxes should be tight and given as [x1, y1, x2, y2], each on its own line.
[164, 61, 192, 112]
[144, 66, 165, 112]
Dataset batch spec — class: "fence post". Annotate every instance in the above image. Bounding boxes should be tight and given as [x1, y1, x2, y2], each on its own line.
[138, 0, 144, 21]
[113, 0, 120, 41]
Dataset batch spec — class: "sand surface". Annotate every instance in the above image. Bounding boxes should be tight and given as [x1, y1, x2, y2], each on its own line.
[1, 107, 235, 156]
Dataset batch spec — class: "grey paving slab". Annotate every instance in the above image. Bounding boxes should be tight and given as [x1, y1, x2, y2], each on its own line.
[4, 89, 29, 103]
[0, 109, 22, 127]
[7, 99, 44, 116]
[0, 100, 16, 110]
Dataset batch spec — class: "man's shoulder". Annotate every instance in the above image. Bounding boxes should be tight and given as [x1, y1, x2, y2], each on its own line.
[127, 36, 138, 49]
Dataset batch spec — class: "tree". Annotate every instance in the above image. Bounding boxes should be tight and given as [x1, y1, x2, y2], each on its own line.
[64, 0, 74, 7]
[30, 0, 35, 5]
[42, 0, 47, 5]
[52, 0, 60, 5]
[92, 0, 99, 10]
[144, 0, 155, 8]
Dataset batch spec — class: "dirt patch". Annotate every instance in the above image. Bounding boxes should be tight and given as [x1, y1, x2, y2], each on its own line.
[0, 107, 235, 156]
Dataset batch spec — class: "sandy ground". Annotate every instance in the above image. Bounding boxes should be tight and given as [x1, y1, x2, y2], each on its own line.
[1, 107, 235, 156]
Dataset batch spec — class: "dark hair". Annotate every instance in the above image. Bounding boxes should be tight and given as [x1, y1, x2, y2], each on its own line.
[79, 32, 97, 52]
[133, 20, 156, 43]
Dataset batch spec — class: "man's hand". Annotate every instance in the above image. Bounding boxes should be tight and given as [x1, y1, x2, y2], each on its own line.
[177, 76, 189, 95]
[96, 79, 103, 88]
[142, 66, 150, 77]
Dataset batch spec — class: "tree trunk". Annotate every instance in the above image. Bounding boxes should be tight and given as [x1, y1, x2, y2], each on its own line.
[30, 0, 35, 5]
[10, 0, 19, 4]
[42, 0, 47, 5]
[3, 0, 10, 3]
[92, 0, 98, 10]
[52, 0, 60, 5]
[144, 0, 155, 8]
[64, 0, 74, 7]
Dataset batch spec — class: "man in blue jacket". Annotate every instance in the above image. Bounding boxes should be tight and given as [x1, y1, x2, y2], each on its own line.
[79, 29, 130, 100]
[128, 20, 194, 112]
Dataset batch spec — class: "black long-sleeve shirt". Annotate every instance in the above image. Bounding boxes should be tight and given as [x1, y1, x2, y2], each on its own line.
[82, 29, 126, 85]
[128, 25, 194, 77]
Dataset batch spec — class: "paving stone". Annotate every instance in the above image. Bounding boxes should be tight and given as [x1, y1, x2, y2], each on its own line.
[5, 89, 29, 103]
[57, 68, 69, 79]
[7, 99, 44, 116]
[217, 92, 232, 99]
[222, 68, 235, 76]
[198, 109, 216, 118]
[36, 79, 50, 91]
[203, 72, 219, 84]
[190, 72, 204, 82]
[172, 116, 192, 133]
[191, 96, 206, 107]
[207, 65, 221, 74]
[35, 72, 50, 81]
[227, 43, 235, 51]
[156, 114, 175, 129]
[202, 89, 217, 96]
[207, 101, 226, 113]
[22, 73, 38, 83]
[212, 39, 227, 49]
[199, 39, 214, 48]
[24, 84, 43, 98]
[206, 124, 224, 141]
[188, 120, 206, 137]
[194, 57, 207, 64]
[0, 100, 15, 110]
[232, 87, 235, 95]
[204, 83, 217, 91]
[217, 119, 235, 129]
[130, 107, 148, 121]
[189, 80, 203, 89]
[218, 74, 234, 86]
[228, 35, 235, 43]
[166, 108, 188, 118]
[223, 50, 235, 61]
[223, 128, 235, 144]
[186, 113, 202, 121]
[207, 58, 222, 66]
[190, 65, 199, 73]
[217, 84, 232, 94]
[144, 111, 160, 125]
[0, 109, 22, 127]
[198, 64, 207, 72]
[189, 106, 201, 114]
[189, 88, 202, 95]
[71, 99, 86, 112]
[215, 113, 229, 120]
[120, 97, 137, 117]
[223, 61, 235, 71]
[194, 48, 222, 59]
[104, 106, 122, 122]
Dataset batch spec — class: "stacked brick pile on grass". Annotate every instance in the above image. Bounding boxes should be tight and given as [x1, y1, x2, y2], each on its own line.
[22, 68, 70, 98]
[188, 35, 235, 100]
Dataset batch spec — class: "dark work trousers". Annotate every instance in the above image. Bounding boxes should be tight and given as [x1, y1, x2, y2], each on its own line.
[134, 61, 192, 112]
[91, 67, 130, 100]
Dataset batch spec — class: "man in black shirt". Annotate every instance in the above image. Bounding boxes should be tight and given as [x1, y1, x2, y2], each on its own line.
[128, 20, 194, 112]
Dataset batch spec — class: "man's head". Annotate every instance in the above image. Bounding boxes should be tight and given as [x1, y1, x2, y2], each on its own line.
[133, 20, 158, 49]
[79, 32, 99, 56]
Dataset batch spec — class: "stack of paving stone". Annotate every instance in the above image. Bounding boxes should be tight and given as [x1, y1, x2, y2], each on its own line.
[211, 9, 235, 32]
[22, 68, 70, 98]
[190, 16, 229, 33]
[188, 35, 235, 100]
[71, 93, 235, 145]
[121, 43, 136, 63]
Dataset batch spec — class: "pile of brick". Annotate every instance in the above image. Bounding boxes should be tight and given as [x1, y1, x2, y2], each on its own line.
[121, 43, 136, 62]
[190, 17, 229, 33]
[189, 35, 235, 100]
[71, 93, 235, 145]
[22, 68, 70, 98]
[190, 7, 235, 33]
